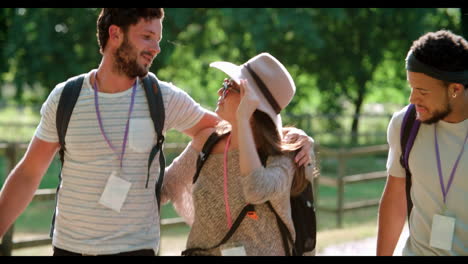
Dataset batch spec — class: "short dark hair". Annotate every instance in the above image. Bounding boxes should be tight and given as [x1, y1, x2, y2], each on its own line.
[96, 8, 164, 54]
[410, 30, 468, 73]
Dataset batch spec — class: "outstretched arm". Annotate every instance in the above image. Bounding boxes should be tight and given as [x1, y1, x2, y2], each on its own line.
[162, 127, 215, 226]
[0, 136, 59, 237]
[182, 110, 220, 138]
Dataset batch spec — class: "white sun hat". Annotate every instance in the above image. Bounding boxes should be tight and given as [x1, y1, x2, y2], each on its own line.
[209, 52, 296, 138]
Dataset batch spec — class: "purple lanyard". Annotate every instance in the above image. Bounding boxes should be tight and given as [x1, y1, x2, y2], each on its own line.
[434, 123, 468, 204]
[93, 73, 138, 169]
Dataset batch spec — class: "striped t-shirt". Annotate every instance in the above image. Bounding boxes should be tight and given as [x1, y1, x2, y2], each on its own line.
[34, 70, 205, 255]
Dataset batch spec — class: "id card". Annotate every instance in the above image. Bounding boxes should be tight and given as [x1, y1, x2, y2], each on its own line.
[429, 214, 455, 251]
[220, 243, 247, 256]
[99, 171, 131, 212]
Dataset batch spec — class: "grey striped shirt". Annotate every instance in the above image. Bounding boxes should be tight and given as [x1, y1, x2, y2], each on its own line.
[34, 70, 205, 255]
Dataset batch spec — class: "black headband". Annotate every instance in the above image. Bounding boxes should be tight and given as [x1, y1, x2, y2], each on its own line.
[244, 63, 282, 114]
[405, 50, 468, 84]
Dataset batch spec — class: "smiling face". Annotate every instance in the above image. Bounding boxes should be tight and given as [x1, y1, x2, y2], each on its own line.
[408, 71, 452, 124]
[113, 18, 162, 78]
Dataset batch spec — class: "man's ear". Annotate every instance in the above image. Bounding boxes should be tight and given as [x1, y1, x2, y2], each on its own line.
[449, 83, 464, 98]
[108, 25, 122, 44]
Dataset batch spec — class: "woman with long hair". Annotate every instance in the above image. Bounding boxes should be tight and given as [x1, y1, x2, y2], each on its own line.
[161, 53, 318, 256]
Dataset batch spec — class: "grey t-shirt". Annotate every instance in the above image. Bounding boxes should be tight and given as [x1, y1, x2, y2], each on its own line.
[387, 106, 468, 255]
[35, 70, 206, 255]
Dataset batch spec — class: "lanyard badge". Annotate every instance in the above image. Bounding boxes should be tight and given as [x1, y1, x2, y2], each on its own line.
[429, 124, 468, 250]
[93, 72, 137, 212]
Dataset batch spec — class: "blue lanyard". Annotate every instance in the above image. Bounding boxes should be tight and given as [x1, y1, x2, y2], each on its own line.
[93, 73, 137, 169]
[434, 123, 468, 204]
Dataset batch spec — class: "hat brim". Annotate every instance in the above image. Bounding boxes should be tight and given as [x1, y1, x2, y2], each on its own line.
[209, 61, 243, 84]
[210, 61, 283, 139]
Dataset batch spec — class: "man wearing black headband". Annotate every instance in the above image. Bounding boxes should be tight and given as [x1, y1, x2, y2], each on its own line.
[377, 30, 468, 256]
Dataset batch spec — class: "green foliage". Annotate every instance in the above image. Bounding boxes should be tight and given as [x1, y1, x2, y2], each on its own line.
[0, 8, 463, 142]
[1, 8, 101, 104]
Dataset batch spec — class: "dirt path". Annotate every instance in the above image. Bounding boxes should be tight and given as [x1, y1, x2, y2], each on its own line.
[316, 224, 409, 256]
[12, 225, 410, 256]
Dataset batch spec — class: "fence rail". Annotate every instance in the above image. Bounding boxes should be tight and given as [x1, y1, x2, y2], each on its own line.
[0, 142, 187, 256]
[0, 187, 188, 255]
[315, 144, 389, 227]
[0, 141, 390, 255]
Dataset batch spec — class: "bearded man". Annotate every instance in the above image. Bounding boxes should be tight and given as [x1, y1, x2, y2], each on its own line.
[377, 30, 468, 256]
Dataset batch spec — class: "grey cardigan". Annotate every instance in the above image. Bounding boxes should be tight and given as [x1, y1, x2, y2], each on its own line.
[161, 144, 296, 256]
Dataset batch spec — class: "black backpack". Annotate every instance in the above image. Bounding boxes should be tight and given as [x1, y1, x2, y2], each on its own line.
[399, 103, 421, 227]
[50, 73, 166, 237]
[181, 132, 317, 256]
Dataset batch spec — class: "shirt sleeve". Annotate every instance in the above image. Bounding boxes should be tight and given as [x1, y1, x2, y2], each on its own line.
[161, 143, 198, 226]
[239, 154, 295, 204]
[162, 81, 207, 133]
[386, 107, 407, 178]
[34, 83, 66, 143]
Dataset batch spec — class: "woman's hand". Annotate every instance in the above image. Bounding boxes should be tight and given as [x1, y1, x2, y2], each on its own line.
[236, 79, 260, 121]
[283, 127, 315, 167]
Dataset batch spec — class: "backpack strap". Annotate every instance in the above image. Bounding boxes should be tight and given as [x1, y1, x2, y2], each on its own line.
[266, 201, 295, 256]
[184, 133, 295, 256]
[56, 74, 85, 164]
[260, 154, 295, 255]
[141, 74, 165, 210]
[51, 74, 85, 237]
[181, 203, 256, 256]
[399, 104, 421, 226]
[193, 132, 229, 184]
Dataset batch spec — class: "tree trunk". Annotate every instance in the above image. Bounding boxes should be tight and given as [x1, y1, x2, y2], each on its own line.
[350, 92, 364, 145]
[350, 71, 368, 145]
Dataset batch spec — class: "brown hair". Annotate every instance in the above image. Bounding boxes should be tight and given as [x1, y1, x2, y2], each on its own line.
[251, 110, 313, 197]
[96, 8, 164, 54]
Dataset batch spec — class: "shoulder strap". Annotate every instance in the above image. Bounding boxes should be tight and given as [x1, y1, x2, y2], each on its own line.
[399, 103, 421, 225]
[141, 74, 166, 210]
[193, 131, 229, 184]
[181, 204, 255, 256]
[185, 142, 295, 256]
[266, 201, 295, 256]
[56, 74, 85, 165]
[51, 74, 85, 238]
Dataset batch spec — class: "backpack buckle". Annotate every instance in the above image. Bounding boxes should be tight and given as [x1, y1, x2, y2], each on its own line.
[246, 211, 258, 220]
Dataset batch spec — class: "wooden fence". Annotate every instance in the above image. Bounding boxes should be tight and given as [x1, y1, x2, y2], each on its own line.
[0, 142, 187, 256]
[315, 144, 389, 228]
[0, 142, 389, 255]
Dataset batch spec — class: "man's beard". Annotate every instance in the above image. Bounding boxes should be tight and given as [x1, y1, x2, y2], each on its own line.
[113, 36, 152, 78]
[420, 101, 452, 124]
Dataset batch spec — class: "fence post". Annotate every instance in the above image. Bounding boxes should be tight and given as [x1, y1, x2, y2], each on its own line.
[336, 149, 346, 228]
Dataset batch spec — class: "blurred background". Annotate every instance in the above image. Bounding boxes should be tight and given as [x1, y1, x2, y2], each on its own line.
[0, 8, 467, 256]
